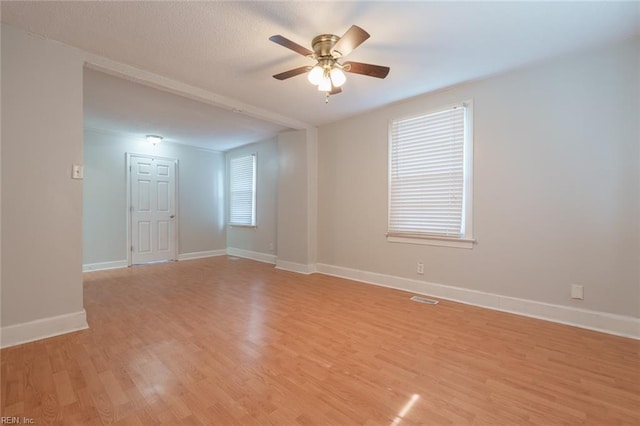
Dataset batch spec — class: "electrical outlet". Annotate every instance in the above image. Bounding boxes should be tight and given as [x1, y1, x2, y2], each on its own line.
[571, 284, 584, 300]
[417, 262, 424, 275]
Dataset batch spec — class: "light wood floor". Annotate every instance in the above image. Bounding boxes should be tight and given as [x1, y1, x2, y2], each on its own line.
[1, 257, 639, 425]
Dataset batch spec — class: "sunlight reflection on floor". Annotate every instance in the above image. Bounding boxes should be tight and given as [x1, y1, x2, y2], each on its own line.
[390, 393, 420, 426]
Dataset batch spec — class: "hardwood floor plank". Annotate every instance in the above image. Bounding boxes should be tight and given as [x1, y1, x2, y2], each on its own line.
[53, 371, 78, 406]
[2, 256, 639, 424]
[98, 370, 129, 407]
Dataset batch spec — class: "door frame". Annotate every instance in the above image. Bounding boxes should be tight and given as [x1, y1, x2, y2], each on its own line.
[125, 152, 180, 266]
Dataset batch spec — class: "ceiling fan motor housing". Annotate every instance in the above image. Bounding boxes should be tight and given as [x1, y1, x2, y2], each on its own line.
[312, 34, 342, 59]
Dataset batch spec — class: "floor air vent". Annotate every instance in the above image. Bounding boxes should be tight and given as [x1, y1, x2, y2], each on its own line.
[411, 296, 439, 305]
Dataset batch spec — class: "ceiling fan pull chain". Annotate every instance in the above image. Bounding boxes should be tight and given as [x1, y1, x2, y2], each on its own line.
[325, 92, 330, 104]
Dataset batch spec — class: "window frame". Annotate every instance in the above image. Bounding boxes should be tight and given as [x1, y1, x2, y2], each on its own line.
[387, 100, 475, 249]
[228, 153, 257, 228]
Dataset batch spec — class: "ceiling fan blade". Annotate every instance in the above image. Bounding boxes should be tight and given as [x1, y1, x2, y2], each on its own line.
[269, 35, 313, 57]
[273, 66, 312, 80]
[331, 25, 370, 58]
[343, 61, 390, 79]
[329, 86, 342, 95]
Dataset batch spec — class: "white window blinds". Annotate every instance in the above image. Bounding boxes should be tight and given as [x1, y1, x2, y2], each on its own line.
[388, 105, 468, 238]
[229, 154, 256, 226]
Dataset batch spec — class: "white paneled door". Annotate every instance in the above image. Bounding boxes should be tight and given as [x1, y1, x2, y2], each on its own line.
[129, 155, 177, 265]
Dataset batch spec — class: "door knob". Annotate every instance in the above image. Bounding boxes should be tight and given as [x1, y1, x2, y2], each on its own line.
[170, 215, 175, 218]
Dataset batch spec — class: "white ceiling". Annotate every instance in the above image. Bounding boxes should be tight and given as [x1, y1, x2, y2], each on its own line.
[3, 1, 639, 150]
[83, 68, 290, 151]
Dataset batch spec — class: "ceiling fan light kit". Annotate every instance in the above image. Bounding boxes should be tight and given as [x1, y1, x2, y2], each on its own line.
[270, 25, 390, 102]
[317, 74, 333, 92]
[330, 67, 347, 87]
[307, 65, 324, 85]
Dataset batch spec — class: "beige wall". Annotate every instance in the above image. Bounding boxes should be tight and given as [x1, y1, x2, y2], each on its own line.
[226, 131, 317, 270]
[1, 25, 85, 326]
[277, 130, 310, 266]
[0, 18, 3, 330]
[318, 37, 640, 317]
[83, 129, 226, 264]
[226, 138, 278, 256]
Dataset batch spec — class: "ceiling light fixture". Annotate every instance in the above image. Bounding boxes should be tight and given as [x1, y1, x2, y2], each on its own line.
[317, 70, 332, 92]
[146, 135, 163, 145]
[307, 65, 324, 85]
[329, 66, 346, 87]
[310, 63, 347, 92]
[270, 25, 390, 103]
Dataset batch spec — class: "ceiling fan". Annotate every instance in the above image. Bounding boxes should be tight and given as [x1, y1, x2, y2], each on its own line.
[270, 25, 390, 101]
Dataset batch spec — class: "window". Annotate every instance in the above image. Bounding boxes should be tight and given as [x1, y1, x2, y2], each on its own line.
[229, 153, 257, 227]
[388, 101, 474, 248]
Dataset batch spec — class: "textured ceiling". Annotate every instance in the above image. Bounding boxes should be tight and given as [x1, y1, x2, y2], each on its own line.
[2, 1, 639, 149]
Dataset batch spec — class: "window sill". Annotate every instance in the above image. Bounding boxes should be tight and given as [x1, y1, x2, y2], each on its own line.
[229, 224, 257, 229]
[387, 235, 475, 249]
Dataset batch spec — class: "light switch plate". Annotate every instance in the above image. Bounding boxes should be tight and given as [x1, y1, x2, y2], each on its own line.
[72, 164, 84, 179]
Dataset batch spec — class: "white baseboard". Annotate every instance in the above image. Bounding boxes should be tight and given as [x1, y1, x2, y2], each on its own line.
[315, 263, 640, 340]
[178, 249, 227, 261]
[275, 260, 317, 275]
[1, 310, 89, 348]
[84, 250, 226, 269]
[83, 260, 128, 272]
[227, 247, 276, 264]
